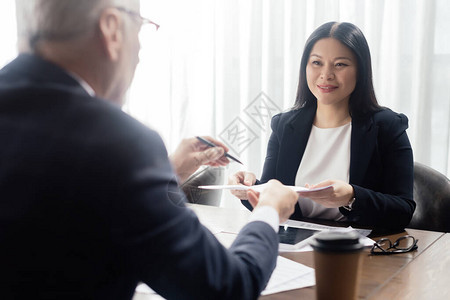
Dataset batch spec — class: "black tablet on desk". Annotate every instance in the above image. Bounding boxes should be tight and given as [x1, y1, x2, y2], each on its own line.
[278, 226, 320, 251]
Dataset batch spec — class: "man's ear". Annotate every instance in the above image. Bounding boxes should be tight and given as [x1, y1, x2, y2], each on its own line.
[98, 8, 123, 61]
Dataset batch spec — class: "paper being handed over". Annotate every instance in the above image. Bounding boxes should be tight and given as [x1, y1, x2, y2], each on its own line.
[198, 183, 332, 193]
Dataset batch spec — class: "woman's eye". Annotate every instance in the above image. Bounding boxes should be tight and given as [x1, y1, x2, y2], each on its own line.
[336, 63, 348, 67]
[312, 61, 321, 65]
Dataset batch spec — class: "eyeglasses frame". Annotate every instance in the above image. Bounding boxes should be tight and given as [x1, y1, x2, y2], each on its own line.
[115, 7, 160, 31]
[370, 235, 418, 255]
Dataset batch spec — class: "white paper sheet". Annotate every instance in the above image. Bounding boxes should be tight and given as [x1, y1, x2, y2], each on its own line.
[135, 256, 315, 298]
[198, 183, 333, 193]
[261, 256, 315, 295]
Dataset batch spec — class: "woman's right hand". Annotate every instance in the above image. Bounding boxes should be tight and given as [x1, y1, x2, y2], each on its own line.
[228, 171, 257, 200]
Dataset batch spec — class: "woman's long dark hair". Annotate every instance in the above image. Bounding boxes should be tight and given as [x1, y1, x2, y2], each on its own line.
[294, 22, 380, 119]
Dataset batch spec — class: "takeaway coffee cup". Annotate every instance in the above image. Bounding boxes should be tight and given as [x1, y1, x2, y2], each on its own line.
[310, 231, 364, 300]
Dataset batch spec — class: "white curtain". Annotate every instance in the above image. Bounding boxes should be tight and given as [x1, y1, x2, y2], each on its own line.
[2, 1, 449, 204]
[0, 1, 17, 67]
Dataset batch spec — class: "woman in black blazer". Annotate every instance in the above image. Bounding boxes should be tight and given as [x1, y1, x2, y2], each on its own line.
[229, 22, 415, 230]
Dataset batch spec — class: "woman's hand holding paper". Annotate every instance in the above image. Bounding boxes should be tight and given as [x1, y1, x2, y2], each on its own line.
[228, 171, 257, 200]
[297, 180, 355, 208]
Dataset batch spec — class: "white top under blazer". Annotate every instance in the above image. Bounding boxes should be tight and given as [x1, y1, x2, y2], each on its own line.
[295, 122, 352, 221]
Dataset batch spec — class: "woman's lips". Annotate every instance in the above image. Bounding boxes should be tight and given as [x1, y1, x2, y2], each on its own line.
[318, 85, 338, 93]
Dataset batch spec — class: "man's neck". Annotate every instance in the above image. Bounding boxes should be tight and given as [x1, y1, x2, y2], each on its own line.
[35, 40, 107, 99]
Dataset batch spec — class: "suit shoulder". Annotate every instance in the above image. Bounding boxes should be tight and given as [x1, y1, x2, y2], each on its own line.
[67, 96, 168, 166]
[270, 109, 299, 128]
[372, 108, 409, 130]
[370, 108, 409, 142]
[97, 100, 164, 148]
[274, 109, 299, 121]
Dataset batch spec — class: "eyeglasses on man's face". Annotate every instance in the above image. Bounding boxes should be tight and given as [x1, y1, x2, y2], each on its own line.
[115, 7, 160, 31]
[370, 235, 418, 255]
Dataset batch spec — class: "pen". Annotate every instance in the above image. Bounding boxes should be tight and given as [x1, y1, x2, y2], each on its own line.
[196, 136, 244, 165]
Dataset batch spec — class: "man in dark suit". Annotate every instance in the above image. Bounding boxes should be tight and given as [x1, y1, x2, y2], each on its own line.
[0, 1, 299, 299]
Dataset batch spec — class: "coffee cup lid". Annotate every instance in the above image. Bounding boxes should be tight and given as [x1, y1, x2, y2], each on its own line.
[310, 231, 364, 253]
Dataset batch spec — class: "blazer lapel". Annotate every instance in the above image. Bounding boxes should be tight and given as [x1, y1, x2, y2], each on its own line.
[350, 116, 378, 186]
[276, 105, 316, 185]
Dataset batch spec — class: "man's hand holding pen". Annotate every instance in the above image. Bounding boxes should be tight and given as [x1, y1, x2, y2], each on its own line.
[196, 136, 244, 165]
[169, 136, 230, 183]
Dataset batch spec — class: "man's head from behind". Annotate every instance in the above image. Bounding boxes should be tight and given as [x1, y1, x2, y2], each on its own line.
[22, 0, 143, 105]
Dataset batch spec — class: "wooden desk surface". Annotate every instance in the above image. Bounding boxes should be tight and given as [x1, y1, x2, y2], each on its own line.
[187, 204, 447, 300]
[368, 233, 450, 299]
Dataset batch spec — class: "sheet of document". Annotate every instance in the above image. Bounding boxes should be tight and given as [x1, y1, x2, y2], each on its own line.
[261, 255, 315, 295]
[198, 183, 333, 193]
[135, 256, 315, 298]
[283, 219, 372, 236]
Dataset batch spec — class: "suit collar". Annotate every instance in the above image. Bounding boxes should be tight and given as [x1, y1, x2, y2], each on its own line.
[349, 116, 378, 185]
[287, 102, 316, 131]
[276, 104, 316, 185]
[2, 54, 92, 98]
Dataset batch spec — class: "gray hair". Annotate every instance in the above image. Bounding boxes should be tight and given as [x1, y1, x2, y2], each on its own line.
[16, 0, 131, 51]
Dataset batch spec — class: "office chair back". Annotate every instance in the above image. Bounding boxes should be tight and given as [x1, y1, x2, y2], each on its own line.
[181, 166, 225, 206]
[408, 162, 450, 232]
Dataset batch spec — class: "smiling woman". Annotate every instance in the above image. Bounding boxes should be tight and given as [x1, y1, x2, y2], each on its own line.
[228, 22, 416, 231]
